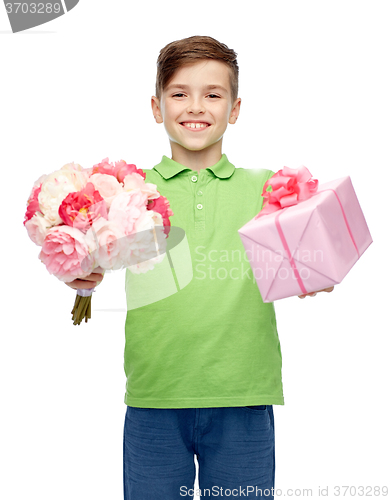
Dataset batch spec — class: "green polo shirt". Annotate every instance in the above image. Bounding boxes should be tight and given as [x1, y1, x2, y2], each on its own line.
[123, 153, 284, 408]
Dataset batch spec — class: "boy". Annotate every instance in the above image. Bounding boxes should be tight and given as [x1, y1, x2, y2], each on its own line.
[67, 35, 333, 499]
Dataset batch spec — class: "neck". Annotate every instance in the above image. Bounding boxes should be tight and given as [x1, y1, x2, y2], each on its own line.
[169, 140, 223, 173]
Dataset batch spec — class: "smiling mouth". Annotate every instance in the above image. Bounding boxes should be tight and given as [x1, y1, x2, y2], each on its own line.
[180, 122, 210, 130]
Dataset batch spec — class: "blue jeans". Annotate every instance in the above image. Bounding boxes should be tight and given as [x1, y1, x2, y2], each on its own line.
[123, 405, 275, 499]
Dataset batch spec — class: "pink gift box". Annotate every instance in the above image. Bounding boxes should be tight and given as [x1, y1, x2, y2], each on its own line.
[238, 176, 373, 302]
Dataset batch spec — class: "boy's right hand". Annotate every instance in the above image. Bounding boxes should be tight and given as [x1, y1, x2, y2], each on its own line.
[65, 266, 105, 290]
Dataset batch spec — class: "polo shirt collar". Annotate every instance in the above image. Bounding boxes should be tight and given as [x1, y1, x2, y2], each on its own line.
[153, 154, 235, 180]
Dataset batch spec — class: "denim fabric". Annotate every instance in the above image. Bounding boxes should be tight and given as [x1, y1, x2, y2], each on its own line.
[123, 405, 275, 499]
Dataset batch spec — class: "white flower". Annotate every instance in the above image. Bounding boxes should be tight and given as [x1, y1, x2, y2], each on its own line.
[38, 162, 88, 226]
[33, 173, 48, 187]
[125, 210, 167, 274]
[24, 212, 52, 246]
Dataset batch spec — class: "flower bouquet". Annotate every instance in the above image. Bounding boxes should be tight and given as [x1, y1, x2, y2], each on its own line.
[23, 158, 174, 325]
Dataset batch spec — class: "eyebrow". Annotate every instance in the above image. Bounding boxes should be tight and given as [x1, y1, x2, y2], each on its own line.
[166, 84, 228, 93]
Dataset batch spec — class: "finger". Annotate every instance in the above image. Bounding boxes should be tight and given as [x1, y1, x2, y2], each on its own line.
[66, 279, 98, 290]
[84, 272, 104, 281]
[299, 286, 334, 298]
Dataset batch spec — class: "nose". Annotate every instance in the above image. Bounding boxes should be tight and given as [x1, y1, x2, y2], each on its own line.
[186, 96, 205, 114]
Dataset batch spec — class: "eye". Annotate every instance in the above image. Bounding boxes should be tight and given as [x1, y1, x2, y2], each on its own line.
[172, 93, 185, 98]
[208, 94, 220, 98]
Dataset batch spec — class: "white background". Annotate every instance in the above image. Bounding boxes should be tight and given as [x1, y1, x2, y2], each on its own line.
[1, 1, 389, 499]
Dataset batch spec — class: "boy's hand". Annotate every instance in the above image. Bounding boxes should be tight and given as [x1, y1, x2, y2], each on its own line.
[298, 286, 334, 299]
[65, 266, 105, 290]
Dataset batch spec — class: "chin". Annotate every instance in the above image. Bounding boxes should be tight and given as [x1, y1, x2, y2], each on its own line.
[185, 145, 211, 152]
[175, 141, 209, 152]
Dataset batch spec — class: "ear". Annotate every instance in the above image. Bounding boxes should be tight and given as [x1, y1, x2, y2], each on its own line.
[151, 96, 163, 123]
[229, 97, 241, 124]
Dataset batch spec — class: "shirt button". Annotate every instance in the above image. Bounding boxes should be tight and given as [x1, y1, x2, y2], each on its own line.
[197, 190, 203, 196]
[197, 204, 203, 210]
[191, 175, 198, 182]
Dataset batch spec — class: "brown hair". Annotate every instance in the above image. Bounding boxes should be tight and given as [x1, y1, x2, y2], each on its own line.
[155, 35, 239, 104]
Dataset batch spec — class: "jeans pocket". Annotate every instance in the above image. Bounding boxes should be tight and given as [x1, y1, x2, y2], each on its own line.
[243, 405, 267, 412]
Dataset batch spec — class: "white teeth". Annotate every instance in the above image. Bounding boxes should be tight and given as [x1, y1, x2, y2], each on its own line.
[182, 122, 208, 129]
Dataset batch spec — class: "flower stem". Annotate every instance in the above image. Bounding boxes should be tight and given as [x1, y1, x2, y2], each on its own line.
[71, 295, 92, 325]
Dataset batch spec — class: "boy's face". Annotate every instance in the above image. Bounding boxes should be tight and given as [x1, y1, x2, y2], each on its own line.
[151, 60, 241, 158]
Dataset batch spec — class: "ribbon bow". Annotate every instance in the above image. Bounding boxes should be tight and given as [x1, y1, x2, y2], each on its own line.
[255, 166, 319, 219]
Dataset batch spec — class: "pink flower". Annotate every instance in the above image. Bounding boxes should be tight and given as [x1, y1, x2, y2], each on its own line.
[92, 158, 146, 184]
[23, 184, 43, 226]
[108, 190, 148, 235]
[123, 173, 160, 199]
[92, 157, 116, 178]
[58, 182, 108, 232]
[147, 195, 174, 236]
[88, 173, 123, 208]
[38, 226, 95, 282]
[84, 217, 127, 271]
[114, 159, 146, 183]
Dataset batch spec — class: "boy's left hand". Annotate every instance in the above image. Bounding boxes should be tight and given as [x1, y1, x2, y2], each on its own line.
[298, 286, 334, 299]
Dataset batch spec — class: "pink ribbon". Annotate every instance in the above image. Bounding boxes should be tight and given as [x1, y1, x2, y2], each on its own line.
[255, 166, 319, 219]
[321, 188, 360, 256]
[254, 167, 360, 294]
[274, 210, 308, 294]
